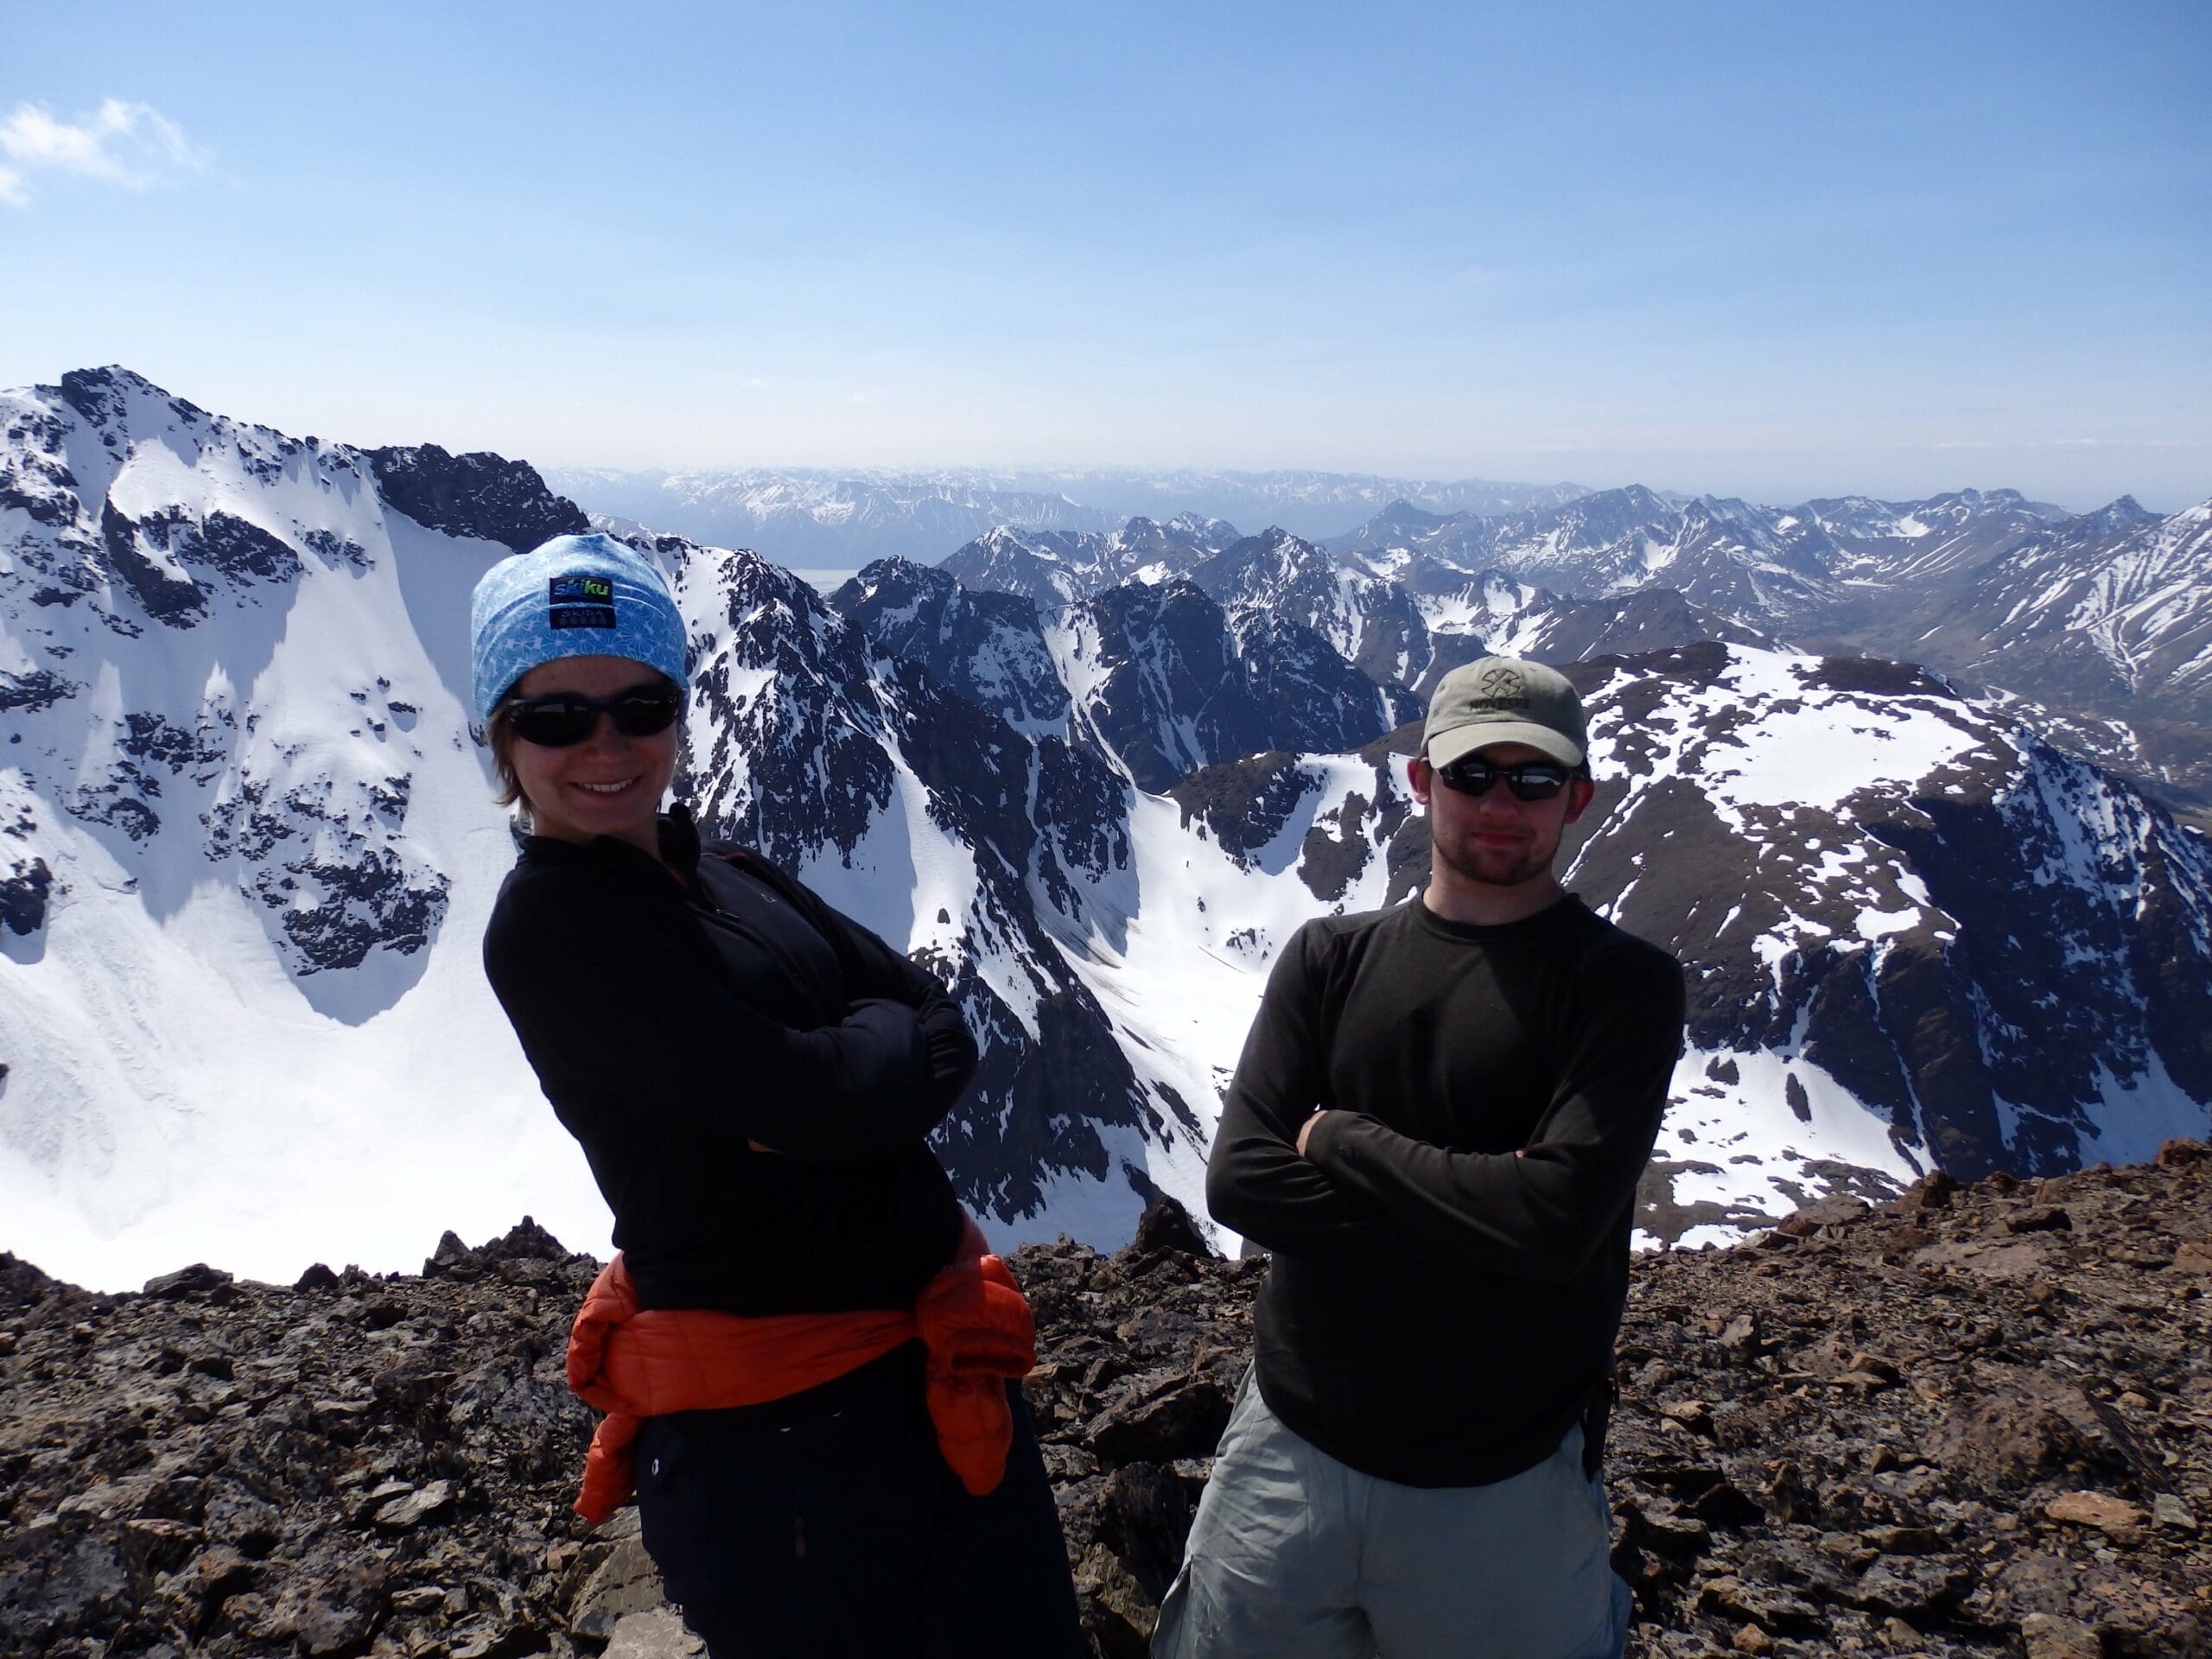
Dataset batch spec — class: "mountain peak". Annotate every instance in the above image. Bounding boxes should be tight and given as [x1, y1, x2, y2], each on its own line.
[1376, 498, 1447, 530]
[2082, 494, 2156, 532]
[365, 445, 587, 554]
[53, 364, 175, 428]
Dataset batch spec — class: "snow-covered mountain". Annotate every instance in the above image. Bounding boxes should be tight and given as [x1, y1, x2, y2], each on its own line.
[936, 516, 1238, 609]
[1783, 496, 2212, 817]
[1326, 485, 1845, 626]
[1015, 468, 1590, 543]
[1185, 526, 1433, 687]
[1851, 501, 2212, 717]
[1795, 487, 2075, 588]
[2, 369, 604, 1290]
[547, 467, 1589, 566]
[6, 369, 2209, 1294]
[1289, 486, 2212, 818]
[950, 518, 1780, 708]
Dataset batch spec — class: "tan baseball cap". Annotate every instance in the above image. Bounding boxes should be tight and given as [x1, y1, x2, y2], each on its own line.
[1422, 657, 1586, 770]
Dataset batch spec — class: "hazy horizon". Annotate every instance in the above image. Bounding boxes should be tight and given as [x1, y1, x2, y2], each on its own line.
[11, 359, 2201, 518]
[540, 456, 2190, 520]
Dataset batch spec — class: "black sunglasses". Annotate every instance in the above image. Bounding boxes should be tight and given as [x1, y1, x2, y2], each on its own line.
[499, 684, 683, 748]
[1433, 754, 1574, 802]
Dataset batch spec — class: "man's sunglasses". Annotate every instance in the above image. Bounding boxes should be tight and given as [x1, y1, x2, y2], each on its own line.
[1433, 754, 1575, 802]
[499, 684, 683, 747]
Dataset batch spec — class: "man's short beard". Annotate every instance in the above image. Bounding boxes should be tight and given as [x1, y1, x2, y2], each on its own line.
[1432, 819, 1554, 890]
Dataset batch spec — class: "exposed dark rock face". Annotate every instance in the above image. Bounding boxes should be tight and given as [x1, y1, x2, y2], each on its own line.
[1190, 525, 1433, 689]
[1060, 579, 1406, 792]
[1550, 645, 2212, 1182]
[5, 1150, 2208, 1658]
[366, 446, 588, 555]
[200, 773, 450, 976]
[828, 556, 1071, 732]
[1059, 579, 1260, 792]
[0, 669, 77, 713]
[1164, 752, 1319, 867]
[270, 846, 449, 976]
[1230, 610, 1419, 753]
[1516, 586, 1777, 677]
[876, 660, 1147, 1214]
[56, 366, 135, 429]
[1, 855, 52, 936]
[100, 499, 208, 623]
[103, 507, 304, 592]
[1031, 734, 1131, 915]
[0, 397, 81, 529]
[674, 542, 894, 869]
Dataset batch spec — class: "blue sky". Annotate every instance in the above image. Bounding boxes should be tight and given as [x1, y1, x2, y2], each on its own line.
[4, 1, 2208, 507]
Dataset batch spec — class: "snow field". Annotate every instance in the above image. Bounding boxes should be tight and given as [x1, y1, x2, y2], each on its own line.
[1653, 1044, 1922, 1235]
[2, 426, 634, 1287]
[1043, 760, 1399, 1252]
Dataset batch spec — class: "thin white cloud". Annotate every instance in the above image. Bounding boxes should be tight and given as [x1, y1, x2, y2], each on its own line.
[0, 99, 209, 206]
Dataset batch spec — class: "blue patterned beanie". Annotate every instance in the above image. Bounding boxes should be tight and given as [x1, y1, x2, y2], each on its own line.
[469, 533, 689, 725]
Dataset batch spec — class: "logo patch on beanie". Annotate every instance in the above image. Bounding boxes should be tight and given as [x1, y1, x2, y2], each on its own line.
[548, 574, 617, 630]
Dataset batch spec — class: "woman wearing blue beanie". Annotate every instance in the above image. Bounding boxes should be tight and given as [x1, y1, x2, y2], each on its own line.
[472, 532, 1082, 1657]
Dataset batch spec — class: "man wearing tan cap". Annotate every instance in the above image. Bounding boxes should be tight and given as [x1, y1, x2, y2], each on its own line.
[1154, 657, 1685, 1659]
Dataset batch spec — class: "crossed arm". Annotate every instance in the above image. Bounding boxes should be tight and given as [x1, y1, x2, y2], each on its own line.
[485, 869, 976, 1164]
[1205, 925, 1430, 1265]
[1207, 921, 1683, 1281]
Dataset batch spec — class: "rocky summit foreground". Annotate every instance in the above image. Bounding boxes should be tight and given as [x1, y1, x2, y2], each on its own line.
[3, 1146, 2209, 1659]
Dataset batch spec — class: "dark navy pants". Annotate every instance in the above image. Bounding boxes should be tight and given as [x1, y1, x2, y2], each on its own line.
[632, 1344, 1084, 1658]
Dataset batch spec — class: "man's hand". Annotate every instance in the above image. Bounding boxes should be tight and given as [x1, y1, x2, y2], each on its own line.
[1296, 1109, 1326, 1159]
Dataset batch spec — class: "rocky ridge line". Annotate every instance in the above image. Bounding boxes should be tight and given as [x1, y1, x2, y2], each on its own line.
[3, 1146, 2208, 1658]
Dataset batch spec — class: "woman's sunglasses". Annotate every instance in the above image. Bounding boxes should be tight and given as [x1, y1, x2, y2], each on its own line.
[499, 684, 683, 748]
[1433, 754, 1574, 802]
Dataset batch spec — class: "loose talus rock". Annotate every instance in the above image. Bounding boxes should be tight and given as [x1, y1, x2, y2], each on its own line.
[3, 1150, 2209, 1657]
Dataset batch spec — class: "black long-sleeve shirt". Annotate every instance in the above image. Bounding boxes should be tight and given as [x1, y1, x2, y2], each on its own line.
[482, 810, 976, 1316]
[1207, 894, 1683, 1486]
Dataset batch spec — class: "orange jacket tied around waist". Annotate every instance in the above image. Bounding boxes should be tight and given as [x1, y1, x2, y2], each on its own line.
[563, 1216, 1035, 1524]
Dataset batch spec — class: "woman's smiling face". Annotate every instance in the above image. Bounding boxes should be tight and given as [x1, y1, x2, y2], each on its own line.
[505, 654, 678, 854]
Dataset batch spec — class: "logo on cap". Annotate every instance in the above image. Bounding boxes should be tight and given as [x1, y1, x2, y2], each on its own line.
[548, 574, 618, 630]
[1470, 665, 1531, 709]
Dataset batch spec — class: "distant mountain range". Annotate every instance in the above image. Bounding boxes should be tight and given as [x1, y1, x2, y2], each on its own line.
[934, 485, 2212, 826]
[4, 366, 2209, 1294]
[542, 466, 1590, 564]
